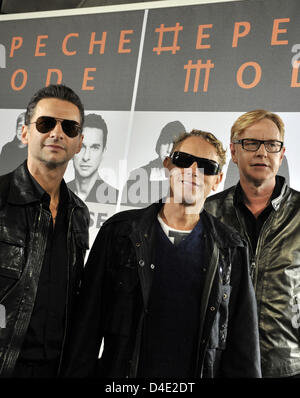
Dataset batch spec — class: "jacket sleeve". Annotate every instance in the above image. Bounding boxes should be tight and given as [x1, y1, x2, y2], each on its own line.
[220, 244, 262, 378]
[61, 223, 110, 377]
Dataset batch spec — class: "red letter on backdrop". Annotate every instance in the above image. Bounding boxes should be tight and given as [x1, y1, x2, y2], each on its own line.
[232, 22, 251, 47]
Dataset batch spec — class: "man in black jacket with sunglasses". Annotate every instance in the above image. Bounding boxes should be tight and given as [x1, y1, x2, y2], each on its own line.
[0, 84, 89, 378]
[63, 129, 261, 378]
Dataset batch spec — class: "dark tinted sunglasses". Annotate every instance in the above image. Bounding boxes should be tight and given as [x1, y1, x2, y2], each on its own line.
[171, 151, 220, 175]
[28, 116, 81, 138]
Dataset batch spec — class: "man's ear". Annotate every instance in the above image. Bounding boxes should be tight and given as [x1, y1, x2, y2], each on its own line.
[212, 172, 223, 192]
[163, 156, 172, 179]
[163, 156, 171, 169]
[21, 125, 29, 146]
[230, 142, 238, 165]
[279, 146, 285, 166]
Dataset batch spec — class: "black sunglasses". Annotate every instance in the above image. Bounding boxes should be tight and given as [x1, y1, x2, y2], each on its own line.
[28, 116, 81, 138]
[171, 151, 220, 175]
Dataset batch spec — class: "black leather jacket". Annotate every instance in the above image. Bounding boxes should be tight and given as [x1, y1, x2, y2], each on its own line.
[63, 203, 261, 378]
[0, 162, 89, 377]
[205, 177, 300, 377]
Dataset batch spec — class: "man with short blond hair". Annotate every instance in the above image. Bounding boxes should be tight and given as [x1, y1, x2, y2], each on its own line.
[205, 109, 300, 378]
[63, 129, 261, 378]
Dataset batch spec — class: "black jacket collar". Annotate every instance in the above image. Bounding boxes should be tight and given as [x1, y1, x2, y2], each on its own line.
[106, 201, 244, 249]
[7, 161, 85, 209]
[233, 175, 288, 212]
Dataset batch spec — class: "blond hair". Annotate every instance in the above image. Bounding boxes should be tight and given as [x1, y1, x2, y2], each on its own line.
[231, 110, 285, 142]
[171, 129, 226, 170]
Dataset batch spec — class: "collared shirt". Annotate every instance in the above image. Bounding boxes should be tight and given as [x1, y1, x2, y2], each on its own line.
[19, 165, 69, 361]
[234, 176, 283, 253]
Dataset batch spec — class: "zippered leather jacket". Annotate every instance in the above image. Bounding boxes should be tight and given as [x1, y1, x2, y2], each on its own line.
[205, 176, 300, 377]
[63, 203, 261, 378]
[0, 162, 89, 377]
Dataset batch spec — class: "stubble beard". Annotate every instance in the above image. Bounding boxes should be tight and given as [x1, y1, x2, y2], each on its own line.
[38, 152, 69, 170]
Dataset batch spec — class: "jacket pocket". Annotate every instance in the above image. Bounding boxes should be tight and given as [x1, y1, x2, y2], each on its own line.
[0, 226, 26, 301]
[74, 230, 89, 251]
[72, 230, 89, 267]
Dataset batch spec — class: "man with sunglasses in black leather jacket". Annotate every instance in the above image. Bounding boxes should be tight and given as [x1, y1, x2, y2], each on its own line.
[63, 129, 261, 378]
[0, 84, 89, 378]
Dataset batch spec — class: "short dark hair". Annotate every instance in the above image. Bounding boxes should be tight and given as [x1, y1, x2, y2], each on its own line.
[155, 120, 186, 155]
[25, 84, 85, 131]
[83, 113, 108, 149]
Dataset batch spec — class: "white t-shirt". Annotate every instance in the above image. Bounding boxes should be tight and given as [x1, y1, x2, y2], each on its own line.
[157, 214, 192, 244]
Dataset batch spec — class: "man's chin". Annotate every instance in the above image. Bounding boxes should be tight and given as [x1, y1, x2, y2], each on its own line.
[247, 172, 275, 187]
[77, 172, 93, 179]
[174, 194, 200, 206]
[43, 159, 67, 170]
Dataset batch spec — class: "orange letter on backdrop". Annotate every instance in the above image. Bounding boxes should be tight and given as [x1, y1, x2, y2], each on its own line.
[62, 33, 79, 56]
[46, 69, 63, 86]
[82, 67, 96, 90]
[35, 35, 48, 56]
[291, 61, 300, 87]
[153, 23, 183, 55]
[89, 32, 107, 55]
[271, 18, 290, 45]
[118, 30, 133, 53]
[11, 69, 27, 91]
[236, 61, 262, 89]
[184, 59, 215, 92]
[10, 37, 23, 57]
[232, 22, 251, 47]
[196, 24, 213, 49]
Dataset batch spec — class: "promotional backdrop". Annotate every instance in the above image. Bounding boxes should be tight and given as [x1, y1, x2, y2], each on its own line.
[0, 0, 299, 246]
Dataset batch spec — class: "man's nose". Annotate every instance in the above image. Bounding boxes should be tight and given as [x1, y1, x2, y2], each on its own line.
[190, 160, 199, 173]
[49, 120, 64, 140]
[82, 147, 91, 161]
[256, 142, 268, 156]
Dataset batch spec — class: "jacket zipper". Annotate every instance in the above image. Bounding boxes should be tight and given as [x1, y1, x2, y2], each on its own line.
[57, 206, 75, 375]
[235, 209, 256, 280]
[196, 241, 219, 377]
[235, 207, 275, 291]
[252, 212, 275, 292]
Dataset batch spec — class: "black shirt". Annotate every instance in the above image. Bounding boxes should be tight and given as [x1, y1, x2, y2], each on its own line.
[19, 168, 69, 361]
[234, 176, 283, 253]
